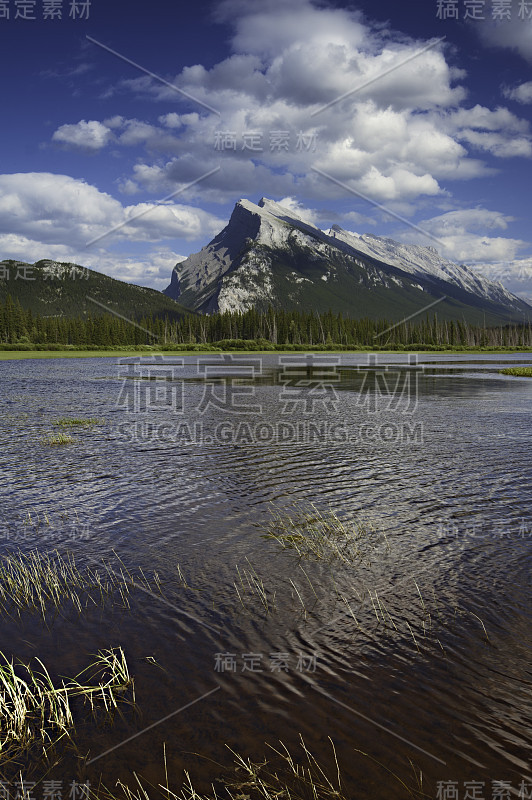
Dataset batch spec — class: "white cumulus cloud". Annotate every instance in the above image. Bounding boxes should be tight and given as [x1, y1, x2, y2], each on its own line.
[0, 173, 225, 287]
[52, 0, 529, 208]
[503, 81, 532, 104]
[404, 208, 526, 264]
[52, 120, 114, 151]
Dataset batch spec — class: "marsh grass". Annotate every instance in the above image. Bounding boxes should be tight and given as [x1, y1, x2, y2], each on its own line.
[262, 502, 375, 565]
[175, 558, 322, 621]
[21, 509, 51, 527]
[102, 737, 348, 800]
[219, 738, 347, 800]
[0, 647, 133, 768]
[53, 417, 103, 427]
[500, 367, 532, 377]
[41, 432, 75, 446]
[233, 558, 277, 615]
[18, 507, 81, 531]
[40, 418, 102, 446]
[338, 577, 490, 657]
[0, 549, 158, 621]
[101, 736, 430, 800]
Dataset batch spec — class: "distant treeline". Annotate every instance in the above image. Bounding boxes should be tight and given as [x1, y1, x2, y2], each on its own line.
[1, 294, 531, 350]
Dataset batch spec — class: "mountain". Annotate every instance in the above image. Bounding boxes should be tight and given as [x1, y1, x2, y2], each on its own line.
[164, 198, 531, 325]
[0, 259, 192, 320]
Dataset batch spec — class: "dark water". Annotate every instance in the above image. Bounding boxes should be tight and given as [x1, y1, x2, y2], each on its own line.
[0, 352, 531, 798]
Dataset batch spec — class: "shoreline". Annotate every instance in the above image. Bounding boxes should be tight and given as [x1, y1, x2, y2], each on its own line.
[1, 347, 532, 360]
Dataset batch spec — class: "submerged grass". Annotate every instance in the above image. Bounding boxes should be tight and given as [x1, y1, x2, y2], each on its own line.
[500, 366, 532, 377]
[337, 575, 491, 657]
[262, 501, 375, 565]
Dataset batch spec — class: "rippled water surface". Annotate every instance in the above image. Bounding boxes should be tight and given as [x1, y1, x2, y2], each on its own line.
[0, 353, 531, 798]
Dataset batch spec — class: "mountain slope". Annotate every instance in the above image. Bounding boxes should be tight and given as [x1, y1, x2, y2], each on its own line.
[164, 198, 531, 325]
[0, 259, 192, 320]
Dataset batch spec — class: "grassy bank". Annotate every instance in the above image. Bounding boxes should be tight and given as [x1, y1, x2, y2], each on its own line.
[0, 349, 170, 360]
[1, 346, 532, 360]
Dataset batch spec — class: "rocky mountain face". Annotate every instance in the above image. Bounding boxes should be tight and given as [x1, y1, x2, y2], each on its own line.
[164, 198, 531, 325]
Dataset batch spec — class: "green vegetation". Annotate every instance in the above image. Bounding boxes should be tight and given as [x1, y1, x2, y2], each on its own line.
[0, 259, 190, 320]
[104, 737, 429, 800]
[41, 431, 75, 446]
[263, 502, 372, 564]
[40, 418, 102, 445]
[0, 527, 484, 794]
[53, 417, 102, 427]
[0, 646, 133, 768]
[0, 549, 159, 619]
[0, 550, 153, 774]
[112, 738, 352, 800]
[500, 366, 532, 376]
[0, 349, 220, 360]
[1, 294, 531, 349]
[233, 559, 277, 615]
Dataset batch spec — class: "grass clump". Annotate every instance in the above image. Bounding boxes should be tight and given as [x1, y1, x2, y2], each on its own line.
[108, 737, 350, 800]
[53, 417, 102, 427]
[0, 549, 158, 620]
[41, 418, 102, 445]
[500, 367, 532, 377]
[233, 559, 277, 615]
[107, 736, 429, 800]
[41, 432, 75, 446]
[208, 738, 347, 800]
[263, 502, 373, 565]
[0, 647, 133, 766]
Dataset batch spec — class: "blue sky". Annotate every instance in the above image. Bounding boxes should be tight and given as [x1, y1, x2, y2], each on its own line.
[1, 0, 532, 302]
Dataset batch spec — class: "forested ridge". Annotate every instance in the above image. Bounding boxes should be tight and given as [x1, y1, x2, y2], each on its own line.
[1, 294, 531, 350]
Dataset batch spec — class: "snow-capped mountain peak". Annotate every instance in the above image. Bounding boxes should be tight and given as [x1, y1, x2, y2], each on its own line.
[164, 196, 530, 322]
[325, 225, 516, 306]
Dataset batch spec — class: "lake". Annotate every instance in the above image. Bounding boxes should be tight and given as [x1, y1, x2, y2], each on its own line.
[0, 352, 531, 799]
